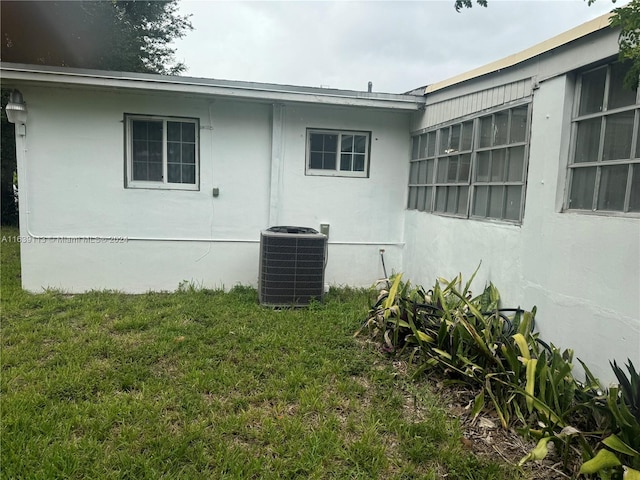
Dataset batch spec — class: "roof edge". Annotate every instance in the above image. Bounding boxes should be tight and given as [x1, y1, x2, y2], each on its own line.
[0, 62, 426, 110]
[425, 12, 614, 94]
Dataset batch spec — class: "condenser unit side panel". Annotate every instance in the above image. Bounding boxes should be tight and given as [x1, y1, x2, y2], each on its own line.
[259, 232, 326, 307]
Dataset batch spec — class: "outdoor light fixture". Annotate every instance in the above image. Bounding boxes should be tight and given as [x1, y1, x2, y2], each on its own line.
[5, 89, 27, 128]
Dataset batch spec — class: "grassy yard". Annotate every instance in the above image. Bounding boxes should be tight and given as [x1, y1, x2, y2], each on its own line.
[0, 227, 522, 479]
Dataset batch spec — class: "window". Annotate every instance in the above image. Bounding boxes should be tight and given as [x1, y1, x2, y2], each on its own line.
[408, 104, 530, 223]
[567, 62, 640, 213]
[306, 129, 370, 177]
[125, 115, 199, 189]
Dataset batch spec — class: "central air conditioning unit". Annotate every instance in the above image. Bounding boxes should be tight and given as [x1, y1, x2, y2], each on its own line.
[259, 226, 327, 307]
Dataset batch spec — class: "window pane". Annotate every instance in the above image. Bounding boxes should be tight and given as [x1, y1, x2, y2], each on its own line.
[569, 167, 596, 209]
[439, 127, 449, 154]
[473, 186, 489, 216]
[435, 187, 447, 212]
[418, 161, 427, 184]
[354, 154, 366, 172]
[450, 124, 461, 152]
[479, 116, 492, 148]
[426, 132, 436, 157]
[149, 141, 162, 163]
[419, 134, 429, 158]
[494, 111, 509, 146]
[579, 67, 606, 116]
[354, 136, 367, 154]
[411, 136, 420, 160]
[437, 158, 448, 183]
[491, 149, 506, 182]
[608, 62, 637, 110]
[488, 186, 504, 218]
[310, 133, 325, 152]
[630, 164, 640, 212]
[426, 159, 435, 184]
[417, 187, 426, 212]
[133, 140, 148, 162]
[167, 163, 181, 183]
[310, 152, 322, 169]
[597, 164, 628, 211]
[341, 135, 354, 153]
[574, 118, 602, 163]
[182, 123, 196, 143]
[447, 156, 458, 182]
[323, 152, 336, 170]
[182, 165, 196, 184]
[510, 106, 527, 143]
[476, 151, 490, 182]
[167, 122, 181, 142]
[148, 162, 162, 181]
[507, 146, 525, 182]
[133, 162, 147, 181]
[409, 162, 419, 184]
[168, 142, 180, 163]
[457, 186, 469, 214]
[408, 187, 417, 209]
[425, 186, 433, 211]
[148, 121, 162, 142]
[132, 120, 148, 140]
[459, 154, 471, 182]
[505, 185, 522, 221]
[340, 153, 352, 171]
[446, 186, 458, 213]
[324, 134, 338, 152]
[461, 121, 473, 151]
[603, 111, 634, 160]
[182, 144, 196, 164]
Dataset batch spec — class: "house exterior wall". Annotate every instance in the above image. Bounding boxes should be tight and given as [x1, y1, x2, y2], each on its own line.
[404, 32, 640, 383]
[16, 85, 410, 292]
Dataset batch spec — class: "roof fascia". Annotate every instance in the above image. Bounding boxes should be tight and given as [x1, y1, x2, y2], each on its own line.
[0, 63, 425, 111]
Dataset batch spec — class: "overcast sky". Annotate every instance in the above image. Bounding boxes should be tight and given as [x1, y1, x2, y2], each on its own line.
[173, 0, 617, 93]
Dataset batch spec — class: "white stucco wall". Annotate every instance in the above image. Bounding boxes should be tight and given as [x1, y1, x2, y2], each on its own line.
[16, 85, 410, 293]
[404, 74, 640, 383]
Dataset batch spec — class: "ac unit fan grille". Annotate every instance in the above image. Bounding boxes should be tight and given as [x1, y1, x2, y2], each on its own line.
[259, 231, 326, 307]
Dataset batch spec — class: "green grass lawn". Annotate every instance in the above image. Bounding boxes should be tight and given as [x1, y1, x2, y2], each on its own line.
[0, 227, 523, 479]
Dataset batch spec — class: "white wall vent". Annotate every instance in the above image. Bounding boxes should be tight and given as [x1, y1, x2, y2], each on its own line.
[259, 226, 327, 307]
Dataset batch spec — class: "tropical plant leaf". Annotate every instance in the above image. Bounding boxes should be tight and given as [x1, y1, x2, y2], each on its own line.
[579, 448, 622, 474]
[518, 436, 551, 465]
[525, 358, 538, 413]
[603, 434, 640, 456]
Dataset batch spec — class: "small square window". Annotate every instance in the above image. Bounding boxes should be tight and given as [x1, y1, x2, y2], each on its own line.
[306, 129, 370, 177]
[126, 115, 199, 190]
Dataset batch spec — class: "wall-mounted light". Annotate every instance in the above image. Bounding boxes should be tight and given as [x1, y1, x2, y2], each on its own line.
[5, 89, 27, 129]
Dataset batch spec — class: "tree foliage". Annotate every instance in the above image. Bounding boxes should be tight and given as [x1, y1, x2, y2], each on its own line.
[0, 1, 193, 224]
[1, 0, 192, 75]
[611, 0, 640, 89]
[455, 0, 640, 90]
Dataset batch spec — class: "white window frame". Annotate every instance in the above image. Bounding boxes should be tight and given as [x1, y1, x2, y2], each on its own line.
[408, 101, 531, 224]
[565, 61, 640, 215]
[125, 114, 200, 191]
[305, 128, 371, 178]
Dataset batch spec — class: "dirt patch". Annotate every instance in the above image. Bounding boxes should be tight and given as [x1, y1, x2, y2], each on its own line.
[428, 378, 572, 479]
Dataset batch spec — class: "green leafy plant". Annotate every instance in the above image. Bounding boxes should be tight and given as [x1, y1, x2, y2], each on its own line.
[358, 269, 640, 479]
